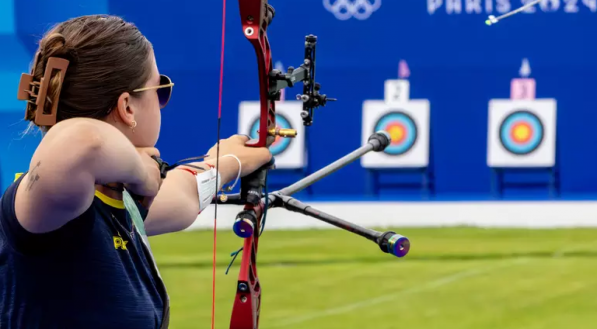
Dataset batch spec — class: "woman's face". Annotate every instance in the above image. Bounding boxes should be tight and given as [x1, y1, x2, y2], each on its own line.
[120, 51, 163, 147]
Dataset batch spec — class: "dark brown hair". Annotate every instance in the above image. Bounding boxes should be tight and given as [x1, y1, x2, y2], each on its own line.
[25, 15, 153, 128]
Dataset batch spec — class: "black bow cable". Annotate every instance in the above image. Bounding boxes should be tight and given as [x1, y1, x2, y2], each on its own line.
[126, 155, 210, 202]
[153, 155, 210, 178]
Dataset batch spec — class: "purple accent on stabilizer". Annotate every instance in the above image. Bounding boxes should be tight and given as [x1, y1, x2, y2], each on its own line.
[389, 235, 410, 258]
[233, 218, 254, 238]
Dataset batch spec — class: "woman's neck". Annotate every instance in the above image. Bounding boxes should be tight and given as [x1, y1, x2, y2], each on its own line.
[95, 183, 123, 200]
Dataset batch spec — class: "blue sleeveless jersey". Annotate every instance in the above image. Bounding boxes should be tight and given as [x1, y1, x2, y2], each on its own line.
[0, 174, 167, 328]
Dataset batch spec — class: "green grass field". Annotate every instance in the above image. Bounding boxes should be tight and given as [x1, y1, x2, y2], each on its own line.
[149, 227, 597, 329]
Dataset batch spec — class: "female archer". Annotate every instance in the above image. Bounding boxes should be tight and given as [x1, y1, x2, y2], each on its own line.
[0, 15, 271, 328]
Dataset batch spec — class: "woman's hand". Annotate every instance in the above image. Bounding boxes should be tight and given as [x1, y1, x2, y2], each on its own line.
[205, 135, 273, 177]
[125, 147, 163, 199]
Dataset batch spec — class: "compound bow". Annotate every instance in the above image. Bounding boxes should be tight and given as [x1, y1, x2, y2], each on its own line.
[213, 1, 411, 328]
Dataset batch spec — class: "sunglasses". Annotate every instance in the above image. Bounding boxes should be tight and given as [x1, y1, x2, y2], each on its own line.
[132, 74, 174, 109]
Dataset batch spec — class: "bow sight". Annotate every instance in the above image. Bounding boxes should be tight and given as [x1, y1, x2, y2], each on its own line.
[269, 34, 336, 126]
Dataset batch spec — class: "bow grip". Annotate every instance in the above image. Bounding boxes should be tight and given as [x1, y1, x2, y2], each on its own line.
[233, 157, 275, 238]
[240, 157, 275, 205]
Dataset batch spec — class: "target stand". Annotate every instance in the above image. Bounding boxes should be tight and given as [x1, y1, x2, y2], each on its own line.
[367, 140, 435, 199]
[487, 98, 559, 199]
[239, 101, 313, 197]
[490, 164, 560, 199]
[361, 99, 433, 199]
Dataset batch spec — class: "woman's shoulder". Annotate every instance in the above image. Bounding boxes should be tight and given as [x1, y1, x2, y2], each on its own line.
[0, 173, 100, 255]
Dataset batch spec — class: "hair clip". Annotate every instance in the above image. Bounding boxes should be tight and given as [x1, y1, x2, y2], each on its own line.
[17, 57, 70, 126]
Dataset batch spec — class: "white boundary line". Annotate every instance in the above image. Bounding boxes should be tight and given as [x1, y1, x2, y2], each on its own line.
[262, 258, 530, 328]
[188, 201, 597, 231]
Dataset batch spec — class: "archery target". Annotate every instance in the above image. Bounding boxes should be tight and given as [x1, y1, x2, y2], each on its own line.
[249, 113, 292, 156]
[487, 99, 557, 167]
[238, 101, 306, 169]
[374, 111, 417, 156]
[499, 111, 543, 155]
[361, 100, 430, 168]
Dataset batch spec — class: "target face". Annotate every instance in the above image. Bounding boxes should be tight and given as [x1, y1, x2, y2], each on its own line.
[499, 110, 544, 155]
[249, 114, 292, 156]
[374, 111, 418, 156]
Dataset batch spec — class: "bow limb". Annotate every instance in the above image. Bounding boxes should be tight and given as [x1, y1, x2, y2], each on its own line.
[240, 0, 276, 149]
[229, 2, 277, 329]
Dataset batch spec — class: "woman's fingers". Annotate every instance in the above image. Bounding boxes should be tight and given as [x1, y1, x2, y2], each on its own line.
[231, 134, 251, 143]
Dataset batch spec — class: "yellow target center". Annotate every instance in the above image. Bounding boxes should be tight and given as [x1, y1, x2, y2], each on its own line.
[513, 124, 531, 142]
[388, 126, 404, 142]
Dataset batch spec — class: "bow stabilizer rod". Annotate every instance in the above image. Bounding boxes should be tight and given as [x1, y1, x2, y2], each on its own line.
[270, 194, 410, 258]
[221, 131, 411, 259]
[279, 131, 390, 196]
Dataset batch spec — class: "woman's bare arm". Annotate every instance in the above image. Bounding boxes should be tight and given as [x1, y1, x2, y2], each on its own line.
[14, 118, 150, 234]
[143, 157, 240, 236]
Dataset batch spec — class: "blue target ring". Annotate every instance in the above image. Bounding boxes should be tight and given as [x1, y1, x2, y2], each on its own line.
[374, 111, 418, 156]
[499, 110, 544, 155]
[249, 114, 292, 156]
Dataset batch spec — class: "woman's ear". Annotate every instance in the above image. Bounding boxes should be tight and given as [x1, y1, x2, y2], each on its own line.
[114, 92, 136, 128]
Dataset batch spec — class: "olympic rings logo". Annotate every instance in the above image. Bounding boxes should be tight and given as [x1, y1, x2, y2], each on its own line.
[323, 0, 382, 20]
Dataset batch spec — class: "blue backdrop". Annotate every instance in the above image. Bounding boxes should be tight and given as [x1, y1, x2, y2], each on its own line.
[1, 0, 596, 200]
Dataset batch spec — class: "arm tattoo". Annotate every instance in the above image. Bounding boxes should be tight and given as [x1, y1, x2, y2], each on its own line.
[26, 161, 41, 192]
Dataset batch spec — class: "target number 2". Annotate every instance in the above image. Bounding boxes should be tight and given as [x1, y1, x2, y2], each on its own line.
[384, 79, 410, 104]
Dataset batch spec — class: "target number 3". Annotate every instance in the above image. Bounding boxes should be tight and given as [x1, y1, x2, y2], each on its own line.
[510, 79, 536, 100]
